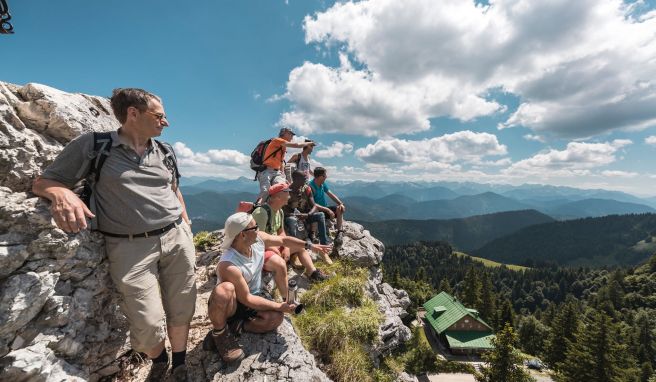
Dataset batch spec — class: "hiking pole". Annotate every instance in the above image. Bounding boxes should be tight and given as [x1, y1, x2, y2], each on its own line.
[0, 0, 13, 34]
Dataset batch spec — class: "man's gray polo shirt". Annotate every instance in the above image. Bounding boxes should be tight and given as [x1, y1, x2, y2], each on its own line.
[40, 130, 183, 234]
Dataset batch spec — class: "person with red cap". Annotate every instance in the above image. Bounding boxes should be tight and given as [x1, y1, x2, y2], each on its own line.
[252, 182, 331, 282]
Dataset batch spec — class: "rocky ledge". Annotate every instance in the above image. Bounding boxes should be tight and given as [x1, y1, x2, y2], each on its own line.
[0, 82, 412, 381]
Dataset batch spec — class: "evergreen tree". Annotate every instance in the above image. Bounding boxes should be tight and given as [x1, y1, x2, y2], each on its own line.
[635, 311, 655, 368]
[496, 298, 515, 329]
[648, 254, 656, 273]
[558, 309, 637, 382]
[517, 315, 548, 356]
[544, 299, 579, 370]
[417, 266, 428, 282]
[462, 267, 482, 309]
[479, 271, 496, 322]
[641, 362, 653, 382]
[438, 277, 453, 295]
[476, 324, 535, 382]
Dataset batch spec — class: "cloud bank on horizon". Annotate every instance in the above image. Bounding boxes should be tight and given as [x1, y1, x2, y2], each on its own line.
[178, 0, 656, 195]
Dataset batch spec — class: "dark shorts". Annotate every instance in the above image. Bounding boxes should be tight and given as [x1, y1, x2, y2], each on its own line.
[328, 205, 338, 214]
[227, 290, 273, 324]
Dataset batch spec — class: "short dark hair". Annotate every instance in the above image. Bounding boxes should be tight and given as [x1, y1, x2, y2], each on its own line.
[292, 170, 306, 181]
[313, 167, 327, 178]
[110, 88, 161, 124]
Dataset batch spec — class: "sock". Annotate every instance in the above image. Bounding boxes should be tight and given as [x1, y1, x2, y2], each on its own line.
[212, 325, 226, 336]
[152, 348, 168, 364]
[172, 350, 186, 369]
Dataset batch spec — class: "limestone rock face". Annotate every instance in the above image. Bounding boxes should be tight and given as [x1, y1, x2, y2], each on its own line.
[0, 82, 127, 381]
[202, 320, 331, 382]
[338, 221, 385, 267]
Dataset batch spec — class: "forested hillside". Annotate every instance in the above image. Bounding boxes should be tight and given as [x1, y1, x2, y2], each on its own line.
[473, 213, 656, 267]
[383, 241, 656, 381]
[360, 209, 554, 250]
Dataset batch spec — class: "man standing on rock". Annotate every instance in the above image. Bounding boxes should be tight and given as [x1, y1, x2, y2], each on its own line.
[256, 127, 315, 203]
[206, 212, 331, 364]
[32, 88, 195, 382]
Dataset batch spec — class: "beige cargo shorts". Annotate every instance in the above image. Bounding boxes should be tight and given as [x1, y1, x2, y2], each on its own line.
[105, 220, 197, 353]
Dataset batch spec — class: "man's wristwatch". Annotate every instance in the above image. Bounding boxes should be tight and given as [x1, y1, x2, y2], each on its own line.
[305, 240, 312, 250]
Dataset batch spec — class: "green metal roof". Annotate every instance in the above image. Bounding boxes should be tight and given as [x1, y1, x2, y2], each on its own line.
[445, 331, 495, 350]
[422, 291, 492, 334]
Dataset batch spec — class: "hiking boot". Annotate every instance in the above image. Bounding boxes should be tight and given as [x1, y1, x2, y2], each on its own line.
[147, 360, 169, 382]
[208, 327, 245, 364]
[228, 318, 246, 336]
[334, 230, 344, 247]
[171, 364, 189, 382]
[309, 268, 330, 282]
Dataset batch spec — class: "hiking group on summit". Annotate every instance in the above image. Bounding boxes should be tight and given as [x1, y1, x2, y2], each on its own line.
[32, 88, 348, 381]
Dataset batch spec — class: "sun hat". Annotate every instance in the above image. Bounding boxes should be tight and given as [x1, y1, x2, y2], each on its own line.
[221, 212, 253, 250]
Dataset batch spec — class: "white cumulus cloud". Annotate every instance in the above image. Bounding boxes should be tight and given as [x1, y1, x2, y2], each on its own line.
[601, 170, 639, 178]
[315, 141, 354, 158]
[646, 136, 656, 146]
[355, 130, 507, 164]
[173, 142, 251, 178]
[279, 0, 656, 139]
[503, 139, 632, 176]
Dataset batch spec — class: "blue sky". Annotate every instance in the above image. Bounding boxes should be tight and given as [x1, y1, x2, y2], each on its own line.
[3, 0, 656, 196]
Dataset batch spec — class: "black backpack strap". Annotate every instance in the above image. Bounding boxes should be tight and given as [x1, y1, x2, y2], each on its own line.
[155, 140, 181, 191]
[262, 204, 274, 234]
[75, 131, 112, 182]
[263, 145, 282, 162]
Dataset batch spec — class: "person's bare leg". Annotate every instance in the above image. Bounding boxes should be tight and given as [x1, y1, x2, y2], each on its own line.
[243, 311, 284, 333]
[208, 282, 237, 329]
[296, 249, 317, 275]
[167, 325, 189, 353]
[264, 255, 288, 299]
[145, 340, 166, 359]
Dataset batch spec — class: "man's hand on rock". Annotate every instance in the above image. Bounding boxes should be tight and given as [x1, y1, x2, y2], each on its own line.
[278, 301, 297, 314]
[50, 189, 95, 233]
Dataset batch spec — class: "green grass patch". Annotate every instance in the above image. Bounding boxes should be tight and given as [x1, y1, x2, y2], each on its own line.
[300, 273, 367, 310]
[294, 299, 381, 353]
[291, 260, 386, 381]
[192, 231, 219, 251]
[454, 251, 528, 271]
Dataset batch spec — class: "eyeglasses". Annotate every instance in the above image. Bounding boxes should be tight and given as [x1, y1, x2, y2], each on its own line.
[242, 225, 258, 232]
[145, 110, 168, 121]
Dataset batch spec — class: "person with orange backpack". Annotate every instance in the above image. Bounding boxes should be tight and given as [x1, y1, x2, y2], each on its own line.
[251, 128, 315, 203]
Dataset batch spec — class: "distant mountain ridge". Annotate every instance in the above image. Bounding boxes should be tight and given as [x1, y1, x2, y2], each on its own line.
[472, 213, 656, 267]
[359, 209, 555, 251]
[180, 178, 656, 233]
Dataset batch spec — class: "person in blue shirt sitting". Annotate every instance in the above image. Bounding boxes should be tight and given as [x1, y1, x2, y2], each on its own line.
[308, 167, 346, 246]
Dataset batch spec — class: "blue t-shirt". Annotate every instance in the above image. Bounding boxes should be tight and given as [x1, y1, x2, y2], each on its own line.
[309, 179, 330, 207]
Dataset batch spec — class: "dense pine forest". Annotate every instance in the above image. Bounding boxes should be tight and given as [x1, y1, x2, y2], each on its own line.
[383, 241, 656, 382]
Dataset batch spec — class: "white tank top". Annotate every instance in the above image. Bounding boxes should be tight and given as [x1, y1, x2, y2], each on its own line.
[298, 155, 311, 178]
[216, 237, 264, 294]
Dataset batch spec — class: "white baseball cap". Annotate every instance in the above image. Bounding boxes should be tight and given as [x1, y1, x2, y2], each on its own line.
[221, 212, 253, 250]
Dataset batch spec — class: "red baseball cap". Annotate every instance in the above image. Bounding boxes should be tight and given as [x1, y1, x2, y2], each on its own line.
[269, 182, 292, 196]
